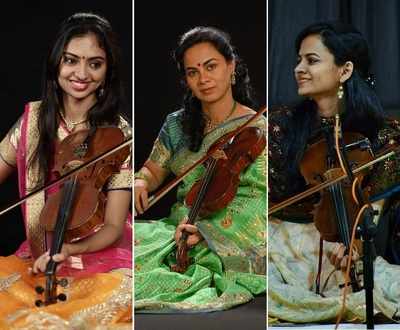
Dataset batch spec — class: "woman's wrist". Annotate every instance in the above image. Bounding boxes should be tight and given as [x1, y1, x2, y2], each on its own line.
[134, 167, 155, 190]
[63, 242, 87, 256]
[134, 170, 150, 183]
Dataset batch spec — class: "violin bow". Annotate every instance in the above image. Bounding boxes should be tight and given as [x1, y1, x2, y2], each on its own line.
[269, 144, 400, 215]
[146, 107, 267, 210]
[0, 137, 132, 217]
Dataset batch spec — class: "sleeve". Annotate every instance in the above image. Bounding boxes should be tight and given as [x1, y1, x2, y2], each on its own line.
[0, 116, 23, 167]
[147, 112, 179, 170]
[367, 118, 400, 197]
[268, 107, 314, 223]
[268, 107, 294, 202]
[106, 117, 132, 191]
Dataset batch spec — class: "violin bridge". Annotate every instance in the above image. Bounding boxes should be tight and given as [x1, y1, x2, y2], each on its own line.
[210, 149, 227, 160]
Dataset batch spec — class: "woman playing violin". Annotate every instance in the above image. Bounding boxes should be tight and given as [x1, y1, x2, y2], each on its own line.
[0, 13, 132, 328]
[269, 21, 400, 324]
[134, 26, 266, 312]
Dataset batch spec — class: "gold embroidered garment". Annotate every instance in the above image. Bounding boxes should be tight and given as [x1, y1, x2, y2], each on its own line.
[136, 111, 266, 312]
[0, 256, 131, 329]
[0, 102, 132, 328]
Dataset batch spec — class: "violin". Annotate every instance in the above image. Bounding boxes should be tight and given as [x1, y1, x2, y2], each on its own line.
[268, 140, 399, 215]
[145, 108, 267, 210]
[300, 131, 374, 292]
[300, 132, 373, 244]
[33, 126, 130, 306]
[171, 125, 266, 273]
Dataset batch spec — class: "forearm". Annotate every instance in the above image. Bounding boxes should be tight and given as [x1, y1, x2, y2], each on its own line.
[66, 223, 123, 255]
[0, 157, 15, 184]
[136, 161, 168, 192]
[66, 190, 131, 255]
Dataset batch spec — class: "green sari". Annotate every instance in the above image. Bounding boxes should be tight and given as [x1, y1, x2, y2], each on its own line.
[135, 110, 266, 312]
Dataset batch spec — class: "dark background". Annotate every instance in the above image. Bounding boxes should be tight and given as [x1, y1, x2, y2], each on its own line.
[0, 0, 132, 255]
[269, 0, 400, 115]
[134, 0, 267, 220]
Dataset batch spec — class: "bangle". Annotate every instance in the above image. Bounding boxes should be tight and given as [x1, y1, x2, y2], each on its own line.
[134, 170, 150, 184]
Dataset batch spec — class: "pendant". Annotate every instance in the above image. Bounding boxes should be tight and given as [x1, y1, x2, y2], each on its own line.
[66, 122, 75, 131]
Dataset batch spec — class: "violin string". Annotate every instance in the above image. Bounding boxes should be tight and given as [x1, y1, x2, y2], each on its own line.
[338, 185, 351, 247]
[189, 158, 218, 221]
[148, 107, 266, 212]
[0, 138, 131, 217]
[335, 204, 369, 329]
[333, 115, 351, 248]
[269, 149, 397, 215]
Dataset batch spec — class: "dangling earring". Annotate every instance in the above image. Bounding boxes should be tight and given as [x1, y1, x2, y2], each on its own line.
[231, 72, 236, 85]
[337, 85, 344, 99]
[98, 87, 105, 98]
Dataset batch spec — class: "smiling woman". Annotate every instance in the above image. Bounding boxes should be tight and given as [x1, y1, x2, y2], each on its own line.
[58, 34, 107, 105]
[0, 12, 132, 328]
[268, 21, 400, 325]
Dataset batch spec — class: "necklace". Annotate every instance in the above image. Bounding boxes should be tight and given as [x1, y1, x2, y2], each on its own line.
[205, 100, 237, 133]
[58, 110, 88, 131]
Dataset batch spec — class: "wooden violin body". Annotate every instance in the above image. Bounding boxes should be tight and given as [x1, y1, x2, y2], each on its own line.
[185, 126, 265, 216]
[35, 126, 130, 306]
[40, 127, 130, 243]
[172, 125, 266, 273]
[300, 132, 374, 292]
[300, 132, 374, 244]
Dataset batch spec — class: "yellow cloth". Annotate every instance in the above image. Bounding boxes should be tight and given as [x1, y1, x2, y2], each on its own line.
[0, 256, 131, 329]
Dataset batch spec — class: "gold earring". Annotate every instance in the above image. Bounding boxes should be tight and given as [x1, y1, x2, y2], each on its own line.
[231, 73, 236, 85]
[337, 85, 344, 99]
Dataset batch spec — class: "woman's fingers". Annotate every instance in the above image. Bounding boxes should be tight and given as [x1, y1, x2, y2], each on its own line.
[175, 223, 203, 246]
[134, 180, 149, 215]
[329, 243, 345, 270]
[335, 244, 346, 269]
[175, 224, 185, 243]
[52, 252, 67, 263]
[340, 255, 349, 272]
[134, 189, 144, 214]
[31, 245, 73, 275]
[140, 189, 149, 211]
[135, 188, 148, 215]
[187, 232, 203, 247]
[181, 224, 199, 233]
[32, 250, 51, 274]
[329, 243, 361, 271]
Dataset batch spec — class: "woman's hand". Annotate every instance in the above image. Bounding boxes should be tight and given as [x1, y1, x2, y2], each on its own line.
[31, 244, 73, 274]
[134, 179, 149, 215]
[134, 162, 170, 216]
[328, 242, 360, 271]
[174, 217, 204, 247]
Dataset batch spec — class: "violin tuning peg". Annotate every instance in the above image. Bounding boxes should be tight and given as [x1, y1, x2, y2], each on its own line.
[35, 299, 44, 307]
[57, 278, 68, 287]
[35, 286, 44, 294]
[57, 293, 67, 301]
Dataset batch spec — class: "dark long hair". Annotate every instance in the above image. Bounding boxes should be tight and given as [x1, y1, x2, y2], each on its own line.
[287, 21, 385, 174]
[173, 26, 257, 152]
[30, 12, 125, 187]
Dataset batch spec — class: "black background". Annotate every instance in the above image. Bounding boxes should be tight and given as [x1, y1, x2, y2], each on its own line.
[134, 0, 266, 219]
[0, 0, 132, 255]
